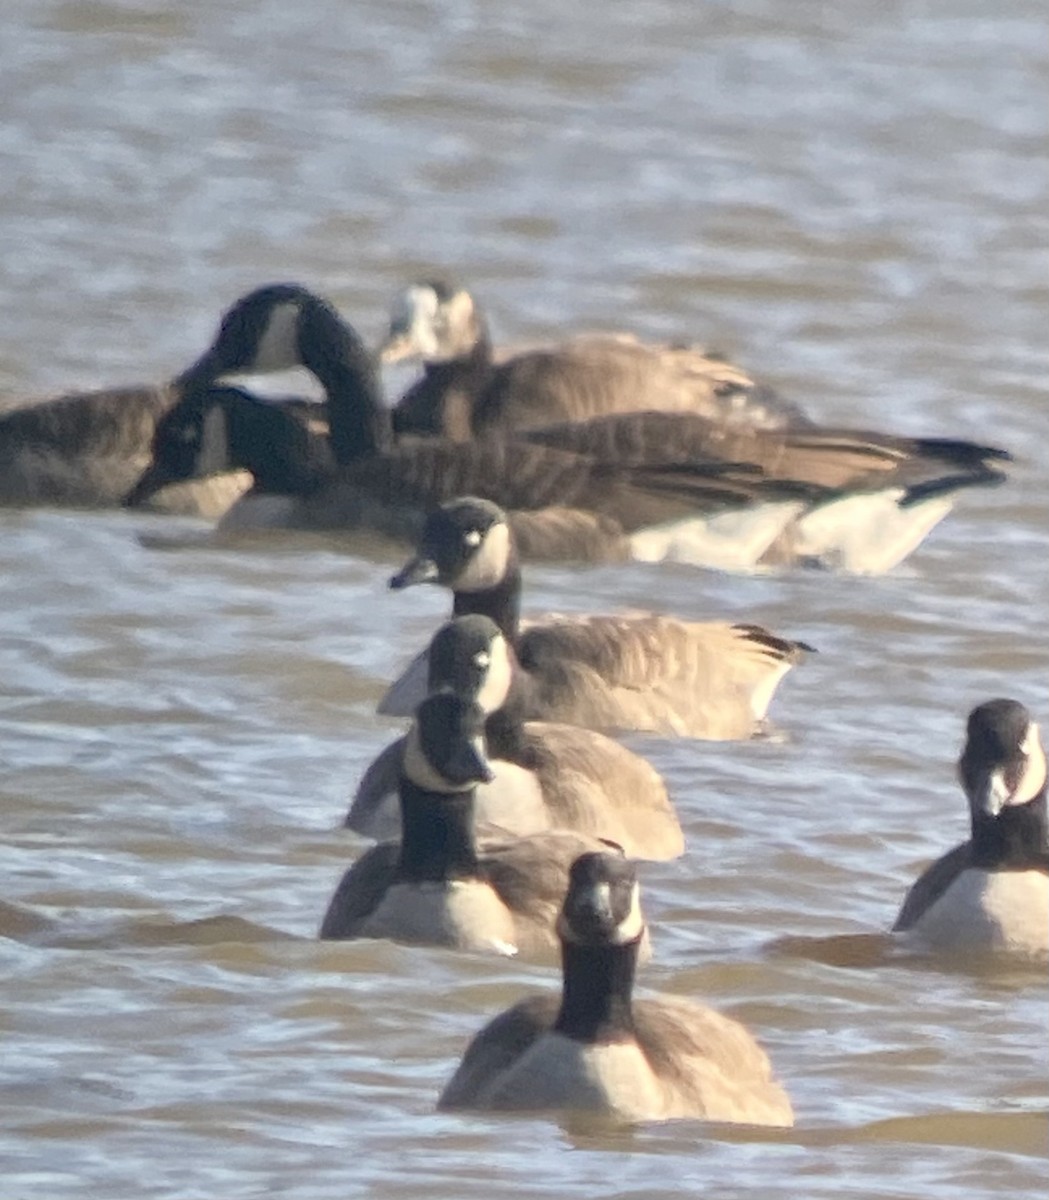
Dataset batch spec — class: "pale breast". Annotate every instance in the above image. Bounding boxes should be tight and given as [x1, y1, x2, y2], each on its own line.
[357, 880, 519, 955]
[908, 869, 1049, 957]
[474, 1033, 669, 1120]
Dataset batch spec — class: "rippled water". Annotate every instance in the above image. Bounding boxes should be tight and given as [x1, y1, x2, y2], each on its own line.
[1, 1, 1047, 1196]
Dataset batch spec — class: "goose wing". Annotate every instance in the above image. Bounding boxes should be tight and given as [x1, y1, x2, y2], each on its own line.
[516, 615, 810, 738]
[633, 995, 794, 1125]
[522, 412, 1010, 493]
[518, 721, 683, 859]
[344, 737, 407, 838]
[474, 337, 802, 432]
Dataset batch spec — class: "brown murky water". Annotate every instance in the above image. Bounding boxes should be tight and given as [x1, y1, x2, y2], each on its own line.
[1, 1, 1046, 1196]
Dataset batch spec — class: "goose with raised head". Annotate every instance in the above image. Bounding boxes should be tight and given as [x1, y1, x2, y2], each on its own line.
[320, 693, 636, 959]
[893, 699, 1048, 957]
[125, 284, 819, 570]
[349, 614, 684, 860]
[379, 280, 807, 439]
[438, 850, 794, 1126]
[379, 496, 812, 739]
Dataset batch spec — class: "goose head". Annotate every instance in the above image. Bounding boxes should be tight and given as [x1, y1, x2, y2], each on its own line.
[959, 699, 1046, 823]
[378, 281, 486, 365]
[557, 851, 645, 948]
[390, 497, 513, 594]
[427, 615, 517, 716]
[402, 692, 495, 795]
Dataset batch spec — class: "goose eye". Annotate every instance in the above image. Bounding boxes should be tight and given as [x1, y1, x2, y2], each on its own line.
[463, 529, 482, 547]
[473, 651, 491, 668]
[176, 425, 199, 444]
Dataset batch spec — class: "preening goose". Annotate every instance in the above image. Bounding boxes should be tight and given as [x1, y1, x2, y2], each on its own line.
[379, 496, 812, 739]
[348, 614, 684, 859]
[438, 850, 794, 1126]
[379, 280, 808, 438]
[0, 287, 342, 515]
[124, 284, 819, 571]
[893, 699, 1048, 957]
[320, 692, 633, 959]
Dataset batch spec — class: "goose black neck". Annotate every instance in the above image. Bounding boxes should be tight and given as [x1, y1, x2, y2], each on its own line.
[225, 392, 330, 495]
[300, 313, 392, 465]
[451, 560, 523, 643]
[396, 779, 480, 883]
[424, 333, 496, 440]
[971, 792, 1048, 870]
[553, 937, 641, 1043]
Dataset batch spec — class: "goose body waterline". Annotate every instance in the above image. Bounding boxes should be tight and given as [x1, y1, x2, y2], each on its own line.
[438, 850, 794, 1126]
[893, 699, 1049, 957]
[349, 615, 684, 859]
[379, 496, 812, 739]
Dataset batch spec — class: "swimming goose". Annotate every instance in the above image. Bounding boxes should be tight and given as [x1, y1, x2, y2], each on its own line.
[379, 496, 812, 739]
[518, 411, 1012, 574]
[320, 692, 632, 958]
[348, 614, 684, 859]
[124, 284, 819, 570]
[378, 284, 1011, 573]
[0, 382, 256, 515]
[438, 850, 794, 1125]
[379, 280, 808, 438]
[893, 699, 1048, 957]
[0, 285, 337, 515]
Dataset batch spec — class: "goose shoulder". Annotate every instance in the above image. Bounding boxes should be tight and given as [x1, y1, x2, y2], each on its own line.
[318, 841, 401, 939]
[891, 842, 974, 933]
[517, 721, 683, 859]
[478, 830, 631, 957]
[438, 994, 560, 1109]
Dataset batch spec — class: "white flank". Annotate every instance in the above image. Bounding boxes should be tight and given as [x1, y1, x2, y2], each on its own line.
[629, 500, 804, 571]
[790, 489, 955, 574]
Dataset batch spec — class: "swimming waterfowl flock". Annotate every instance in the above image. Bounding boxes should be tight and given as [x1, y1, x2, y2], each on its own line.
[2, 280, 1042, 1130]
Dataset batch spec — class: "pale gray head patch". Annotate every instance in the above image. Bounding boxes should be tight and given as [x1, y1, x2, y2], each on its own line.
[455, 521, 511, 592]
[249, 301, 302, 372]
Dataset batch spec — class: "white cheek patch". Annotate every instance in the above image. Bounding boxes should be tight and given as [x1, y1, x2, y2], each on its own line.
[456, 522, 511, 592]
[402, 725, 471, 794]
[475, 635, 514, 714]
[195, 406, 231, 476]
[396, 285, 441, 358]
[1012, 723, 1047, 806]
[613, 883, 646, 944]
[250, 302, 302, 372]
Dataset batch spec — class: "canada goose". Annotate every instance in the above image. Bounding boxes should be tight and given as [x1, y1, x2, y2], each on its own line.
[320, 692, 634, 958]
[348, 614, 684, 859]
[379, 280, 809, 438]
[519, 412, 1012, 574]
[0, 382, 255, 516]
[438, 850, 794, 1126]
[379, 496, 812, 739]
[124, 284, 822, 571]
[893, 699, 1048, 957]
[378, 283, 1011, 573]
